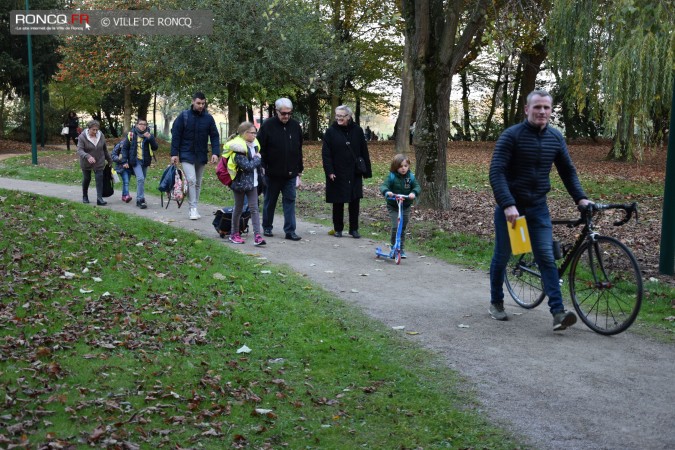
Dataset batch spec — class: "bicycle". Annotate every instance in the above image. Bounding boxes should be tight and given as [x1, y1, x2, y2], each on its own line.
[505, 203, 643, 335]
[375, 194, 411, 265]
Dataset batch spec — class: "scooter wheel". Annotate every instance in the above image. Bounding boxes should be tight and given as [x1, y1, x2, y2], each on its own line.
[395, 251, 401, 265]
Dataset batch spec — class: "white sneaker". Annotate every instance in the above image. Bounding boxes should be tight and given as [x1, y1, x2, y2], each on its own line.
[189, 207, 199, 220]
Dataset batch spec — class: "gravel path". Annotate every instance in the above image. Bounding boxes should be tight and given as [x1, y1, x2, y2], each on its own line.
[2, 177, 674, 450]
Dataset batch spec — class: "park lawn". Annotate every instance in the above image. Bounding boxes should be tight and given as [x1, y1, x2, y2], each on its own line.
[0, 190, 521, 448]
[1, 143, 673, 340]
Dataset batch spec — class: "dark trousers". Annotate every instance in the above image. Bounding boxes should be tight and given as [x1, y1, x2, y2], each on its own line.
[65, 134, 78, 151]
[262, 176, 296, 234]
[489, 204, 564, 314]
[332, 199, 360, 233]
[82, 169, 104, 199]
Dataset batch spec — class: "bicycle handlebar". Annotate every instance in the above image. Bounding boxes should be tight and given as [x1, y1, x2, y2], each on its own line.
[386, 194, 411, 201]
[578, 202, 639, 226]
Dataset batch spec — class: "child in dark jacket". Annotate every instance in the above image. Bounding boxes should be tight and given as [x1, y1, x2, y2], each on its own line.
[379, 154, 421, 258]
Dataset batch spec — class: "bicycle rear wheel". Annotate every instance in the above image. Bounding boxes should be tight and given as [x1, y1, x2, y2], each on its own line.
[505, 252, 545, 309]
[569, 236, 642, 335]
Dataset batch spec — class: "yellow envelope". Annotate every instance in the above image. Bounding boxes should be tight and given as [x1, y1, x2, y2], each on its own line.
[507, 216, 532, 255]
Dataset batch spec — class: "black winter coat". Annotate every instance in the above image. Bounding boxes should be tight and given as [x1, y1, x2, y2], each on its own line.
[123, 128, 158, 168]
[170, 107, 221, 164]
[489, 120, 587, 209]
[258, 116, 303, 179]
[322, 121, 372, 203]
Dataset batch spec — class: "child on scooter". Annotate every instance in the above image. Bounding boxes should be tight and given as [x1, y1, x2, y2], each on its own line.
[380, 154, 421, 258]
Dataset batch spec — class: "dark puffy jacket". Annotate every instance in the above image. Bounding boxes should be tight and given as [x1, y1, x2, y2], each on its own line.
[124, 128, 158, 168]
[258, 116, 303, 178]
[380, 171, 421, 208]
[322, 121, 372, 203]
[228, 139, 263, 193]
[170, 107, 221, 164]
[489, 120, 587, 209]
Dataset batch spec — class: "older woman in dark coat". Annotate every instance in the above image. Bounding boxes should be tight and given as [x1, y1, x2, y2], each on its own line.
[76, 119, 112, 205]
[321, 105, 372, 238]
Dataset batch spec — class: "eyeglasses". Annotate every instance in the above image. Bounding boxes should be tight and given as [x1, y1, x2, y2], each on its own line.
[246, 130, 257, 134]
[278, 111, 292, 117]
[335, 114, 348, 119]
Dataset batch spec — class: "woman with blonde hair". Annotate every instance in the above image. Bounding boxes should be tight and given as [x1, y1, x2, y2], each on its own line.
[222, 121, 266, 246]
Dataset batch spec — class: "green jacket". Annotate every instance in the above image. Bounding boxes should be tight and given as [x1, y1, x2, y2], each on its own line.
[380, 171, 421, 207]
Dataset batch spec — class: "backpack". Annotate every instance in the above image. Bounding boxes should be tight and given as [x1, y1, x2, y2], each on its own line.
[216, 154, 235, 186]
[158, 164, 179, 208]
[111, 133, 131, 163]
[212, 207, 250, 237]
[172, 167, 187, 207]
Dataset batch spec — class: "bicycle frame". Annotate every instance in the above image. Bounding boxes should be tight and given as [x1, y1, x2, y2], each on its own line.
[553, 202, 638, 279]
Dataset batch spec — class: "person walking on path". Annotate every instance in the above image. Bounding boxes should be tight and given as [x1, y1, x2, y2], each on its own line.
[258, 98, 304, 241]
[64, 111, 79, 151]
[380, 154, 420, 258]
[122, 118, 158, 210]
[223, 122, 266, 246]
[488, 89, 592, 330]
[171, 92, 221, 220]
[76, 119, 112, 206]
[322, 105, 372, 238]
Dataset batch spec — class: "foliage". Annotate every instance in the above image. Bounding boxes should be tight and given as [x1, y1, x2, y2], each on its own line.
[0, 190, 518, 448]
[0, 0, 63, 97]
[547, 0, 674, 159]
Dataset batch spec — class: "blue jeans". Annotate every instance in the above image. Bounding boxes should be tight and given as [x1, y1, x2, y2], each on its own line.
[120, 168, 131, 196]
[489, 203, 564, 315]
[262, 176, 296, 234]
[132, 162, 147, 200]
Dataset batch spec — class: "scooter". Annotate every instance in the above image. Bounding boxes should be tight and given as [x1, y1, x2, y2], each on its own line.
[375, 194, 411, 265]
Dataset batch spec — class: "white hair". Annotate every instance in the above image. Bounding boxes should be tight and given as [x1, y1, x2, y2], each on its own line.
[275, 98, 293, 110]
[336, 105, 353, 118]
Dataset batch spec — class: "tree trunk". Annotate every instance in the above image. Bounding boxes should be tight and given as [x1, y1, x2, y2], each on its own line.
[227, 81, 240, 137]
[460, 70, 471, 141]
[516, 40, 547, 123]
[123, 84, 132, 133]
[402, 0, 491, 210]
[355, 94, 361, 126]
[611, 112, 635, 161]
[508, 60, 522, 126]
[395, 33, 414, 154]
[0, 89, 7, 138]
[481, 63, 504, 140]
[308, 90, 319, 140]
[413, 65, 452, 210]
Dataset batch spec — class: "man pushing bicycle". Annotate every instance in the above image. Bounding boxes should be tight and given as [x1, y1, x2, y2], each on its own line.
[488, 89, 593, 331]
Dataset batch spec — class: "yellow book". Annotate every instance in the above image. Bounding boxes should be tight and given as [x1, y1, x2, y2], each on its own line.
[507, 216, 532, 255]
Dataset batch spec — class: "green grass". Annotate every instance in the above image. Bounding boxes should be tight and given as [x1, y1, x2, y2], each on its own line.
[1, 149, 673, 339]
[0, 190, 520, 448]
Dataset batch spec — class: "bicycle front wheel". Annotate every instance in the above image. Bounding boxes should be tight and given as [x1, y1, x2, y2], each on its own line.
[505, 252, 545, 309]
[569, 236, 643, 335]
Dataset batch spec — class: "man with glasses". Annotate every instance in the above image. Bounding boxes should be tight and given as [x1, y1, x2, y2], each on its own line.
[121, 118, 158, 209]
[258, 98, 304, 240]
[171, 92, 221, 220]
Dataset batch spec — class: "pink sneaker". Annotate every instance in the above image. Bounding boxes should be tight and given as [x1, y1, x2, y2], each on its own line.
[229, 233, 245, 244]
[254, 234, 266, 246]
[121, 195, 132, 203]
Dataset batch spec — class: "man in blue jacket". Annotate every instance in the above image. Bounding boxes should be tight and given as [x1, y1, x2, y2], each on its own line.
[171, 92, 221, 220]
[258, 98, 304, 241]
[488, 89, 592, 331]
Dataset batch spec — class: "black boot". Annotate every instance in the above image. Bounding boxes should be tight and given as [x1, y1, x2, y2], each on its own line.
[82, 195, 89, 204]
[96, 197, 107, 206]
